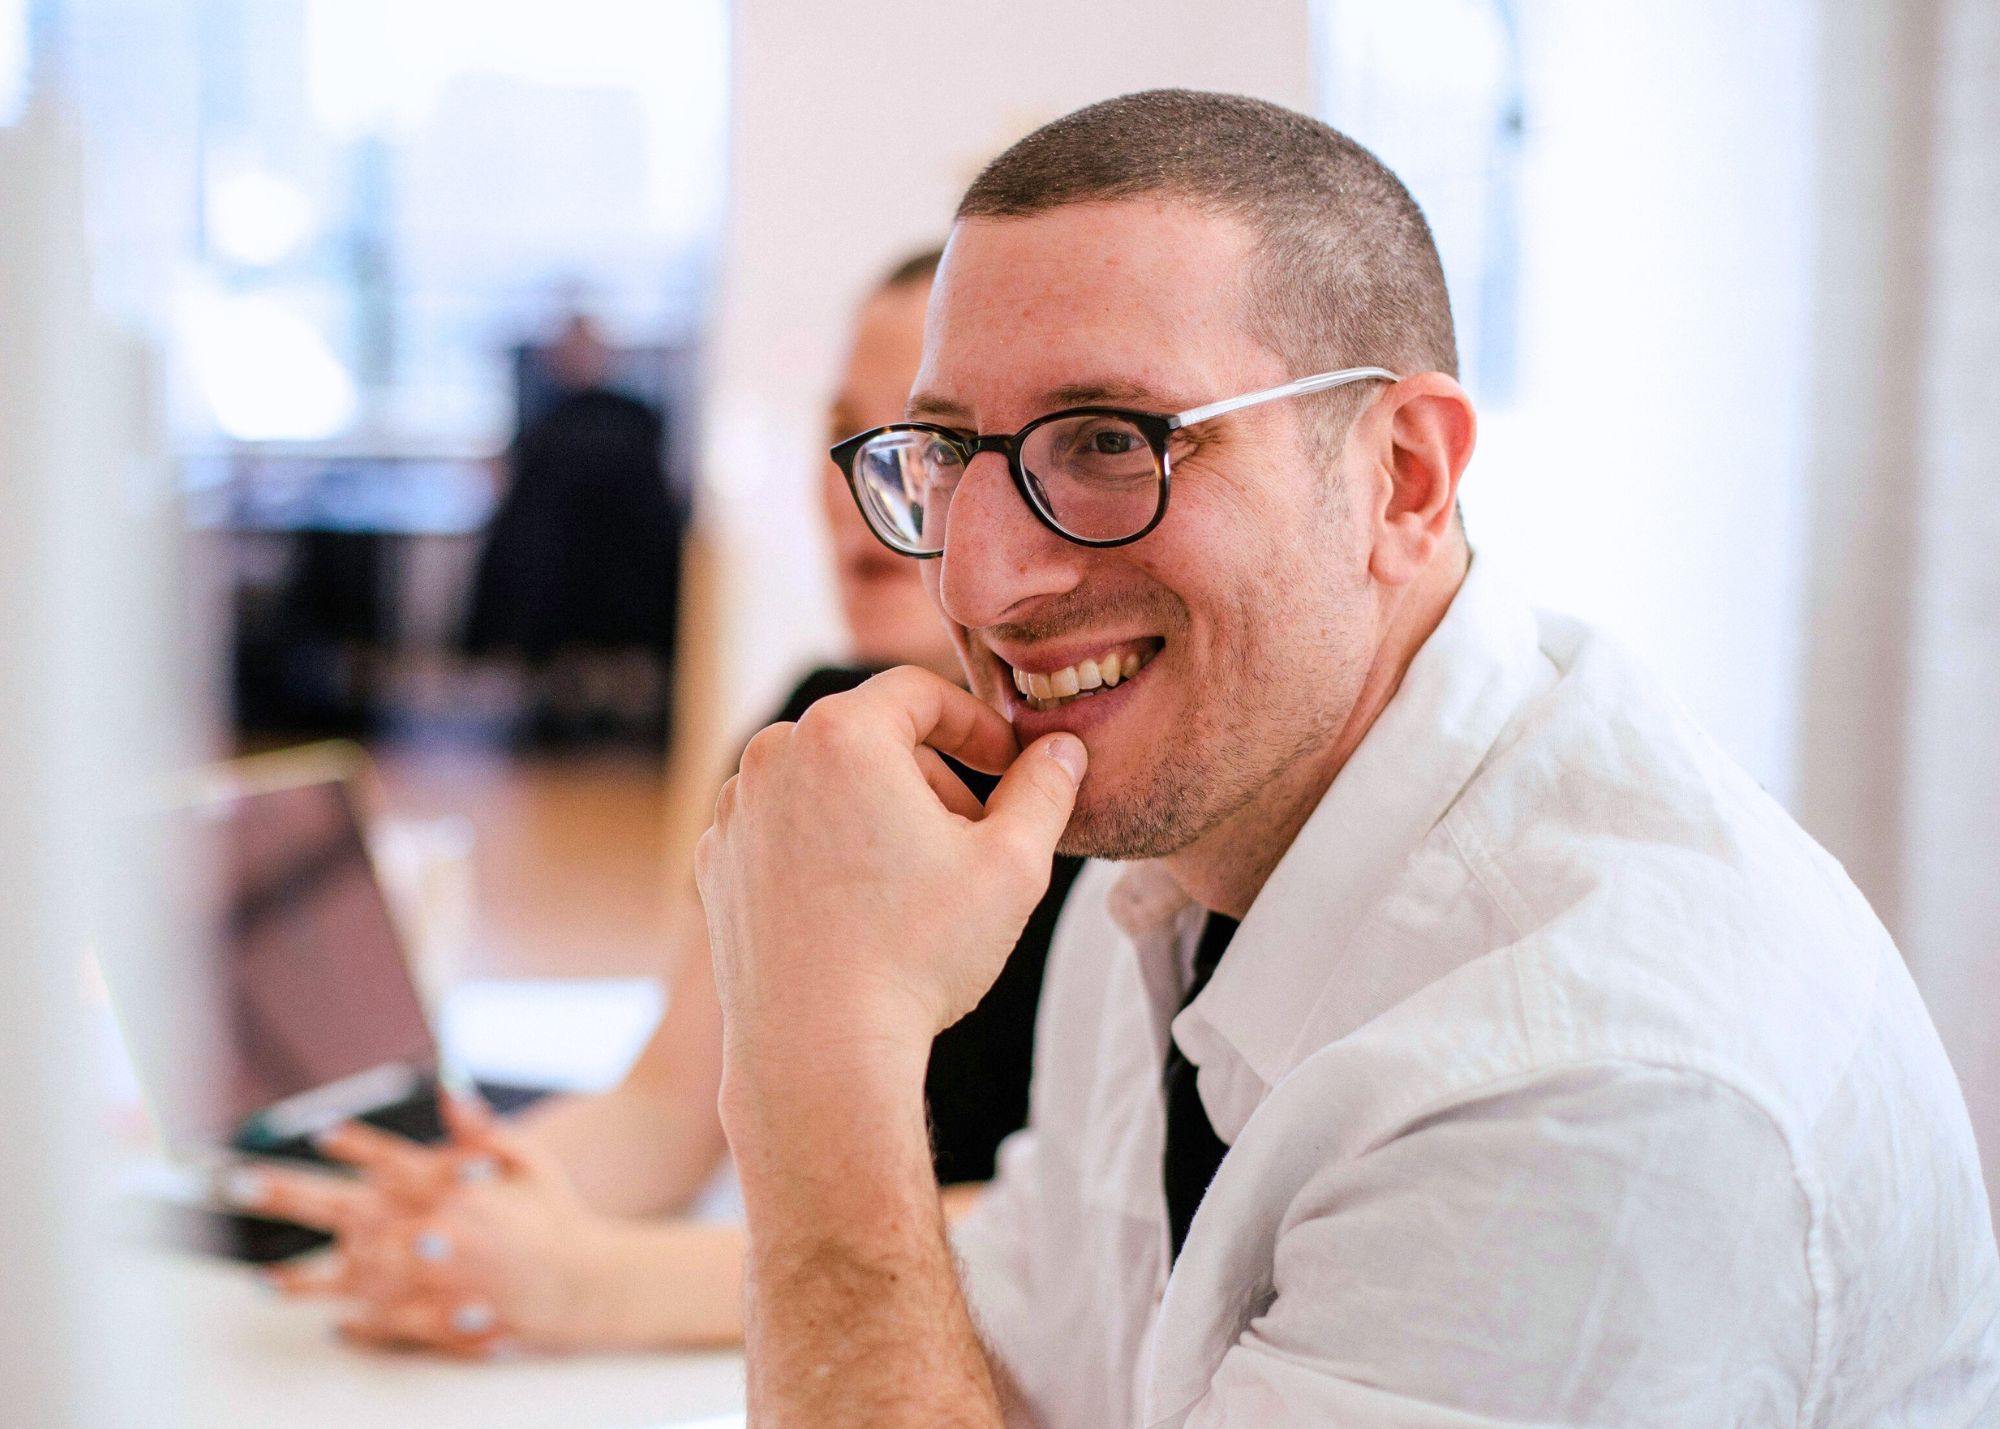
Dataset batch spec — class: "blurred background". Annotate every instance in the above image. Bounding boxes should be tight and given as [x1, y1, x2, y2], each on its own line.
[2, 0, 1993, 1421]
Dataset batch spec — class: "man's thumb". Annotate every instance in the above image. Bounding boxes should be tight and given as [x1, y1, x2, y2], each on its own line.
[985, 733, 1087, 849]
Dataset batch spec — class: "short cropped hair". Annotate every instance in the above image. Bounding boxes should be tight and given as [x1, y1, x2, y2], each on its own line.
[957, 90, 1456, 418]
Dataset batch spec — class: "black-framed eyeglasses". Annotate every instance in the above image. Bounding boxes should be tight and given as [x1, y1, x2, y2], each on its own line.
[829, 365, 1400, 558]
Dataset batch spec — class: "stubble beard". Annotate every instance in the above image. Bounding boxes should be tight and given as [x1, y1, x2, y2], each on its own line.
[1056, 531, 1373, 866]
[1055, 661, 1354, 863]
[1057, 767, 1211, 861]
[1057, 604, 1368, 866]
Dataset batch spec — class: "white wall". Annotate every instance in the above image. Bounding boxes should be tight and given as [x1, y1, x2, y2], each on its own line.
[1459, 0, 1818, 799]
[700, 0, 1316, 737]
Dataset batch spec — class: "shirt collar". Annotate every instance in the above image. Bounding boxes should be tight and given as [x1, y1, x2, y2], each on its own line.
[1109, 553, 1554, 1112]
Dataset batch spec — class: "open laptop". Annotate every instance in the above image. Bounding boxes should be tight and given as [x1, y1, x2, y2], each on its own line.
[104, 742, 542, 1261]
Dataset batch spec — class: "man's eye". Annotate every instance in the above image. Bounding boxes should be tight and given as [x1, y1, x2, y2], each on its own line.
[1054, 420, 1149, 461]
[922, 438, 965, 469]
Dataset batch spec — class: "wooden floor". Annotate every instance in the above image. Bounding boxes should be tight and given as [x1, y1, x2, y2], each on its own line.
[371, 745, 675, 980]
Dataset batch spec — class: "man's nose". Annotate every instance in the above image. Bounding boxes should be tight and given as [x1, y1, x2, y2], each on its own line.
[934, 450, 1081, 630]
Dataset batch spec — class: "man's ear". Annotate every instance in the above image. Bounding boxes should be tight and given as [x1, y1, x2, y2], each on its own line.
[1362, 373, 1476, 587]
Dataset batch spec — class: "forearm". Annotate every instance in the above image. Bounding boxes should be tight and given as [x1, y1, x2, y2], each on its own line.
[562, 1215, 747, 1350]
[514, 1084, 729, 1217]
[513, 898, 730, 1217]
[692, 673, 1083, 1423]
[724, 1049, 1002, 1427]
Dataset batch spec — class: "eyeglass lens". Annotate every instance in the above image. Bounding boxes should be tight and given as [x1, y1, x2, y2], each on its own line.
[852, 413, 1162, 553]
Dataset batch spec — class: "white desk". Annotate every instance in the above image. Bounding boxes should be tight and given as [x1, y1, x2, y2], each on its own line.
[130, 1249, 745, 1427]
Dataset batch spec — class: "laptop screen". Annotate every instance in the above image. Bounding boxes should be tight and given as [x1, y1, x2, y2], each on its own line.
[123, 770, 438, 1152]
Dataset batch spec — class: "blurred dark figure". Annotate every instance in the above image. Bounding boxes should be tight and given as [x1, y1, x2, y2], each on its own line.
[463, 315, 685, 748]
[234, 528, 395, 738]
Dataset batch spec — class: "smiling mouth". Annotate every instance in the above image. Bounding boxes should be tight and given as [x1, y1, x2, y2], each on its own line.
[1007, 642, 1161, 713]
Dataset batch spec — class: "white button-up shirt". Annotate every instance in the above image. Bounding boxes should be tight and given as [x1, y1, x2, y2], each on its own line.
[953, 557, 2000, 1428]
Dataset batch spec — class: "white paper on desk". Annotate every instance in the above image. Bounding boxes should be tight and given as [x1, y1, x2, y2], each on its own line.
[439, 977, 664, 1093]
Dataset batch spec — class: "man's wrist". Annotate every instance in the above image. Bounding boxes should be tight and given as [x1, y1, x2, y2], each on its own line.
[719, 1029, 931, 1156]
[719, 1030, 939, 1269]
[718, 990, 934, 1137]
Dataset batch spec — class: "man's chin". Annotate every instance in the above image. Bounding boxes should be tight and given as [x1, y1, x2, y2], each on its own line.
[1054, 781, 1201, 863]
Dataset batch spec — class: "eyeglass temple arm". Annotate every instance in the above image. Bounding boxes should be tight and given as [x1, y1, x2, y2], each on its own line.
[1165, 366, 1402, 430]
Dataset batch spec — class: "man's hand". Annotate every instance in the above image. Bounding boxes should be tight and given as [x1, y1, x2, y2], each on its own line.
[693, 665, 1083, 1426]
[697, 665, 1085, 1089]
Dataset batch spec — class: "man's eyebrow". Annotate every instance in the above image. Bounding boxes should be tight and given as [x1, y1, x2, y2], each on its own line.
[906, 378, 1184, 426]
[905, 391, 970, 423]
[1042, 378, 1178, 410]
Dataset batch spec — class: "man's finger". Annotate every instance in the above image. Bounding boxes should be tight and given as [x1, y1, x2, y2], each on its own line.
[226, 1163, 375, 1232]
[916, 747, 986, 820]
[981, 732, 1086, 862]
[852, 666, 1021, 776]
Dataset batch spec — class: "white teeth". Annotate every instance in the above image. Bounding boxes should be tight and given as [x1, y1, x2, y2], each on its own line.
[1009, 646, 1153, 707]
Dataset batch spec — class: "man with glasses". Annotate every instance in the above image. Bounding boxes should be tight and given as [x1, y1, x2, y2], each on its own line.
[696, 90, 2000, 1426]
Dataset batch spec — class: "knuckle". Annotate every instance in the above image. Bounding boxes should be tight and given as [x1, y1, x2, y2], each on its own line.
[738, 721, 792, 772]
[710, 773, 738, 824]
[791, 698, 865, 755]
[862, 665, 921, 697]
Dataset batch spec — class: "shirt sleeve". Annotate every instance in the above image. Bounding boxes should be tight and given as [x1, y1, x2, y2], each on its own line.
[1183, 1062, 1820, 1429]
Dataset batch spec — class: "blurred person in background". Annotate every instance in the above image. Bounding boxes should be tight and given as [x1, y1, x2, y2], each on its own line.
[463, 311, 685, 748]
[232, 250, 1083, 1354]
